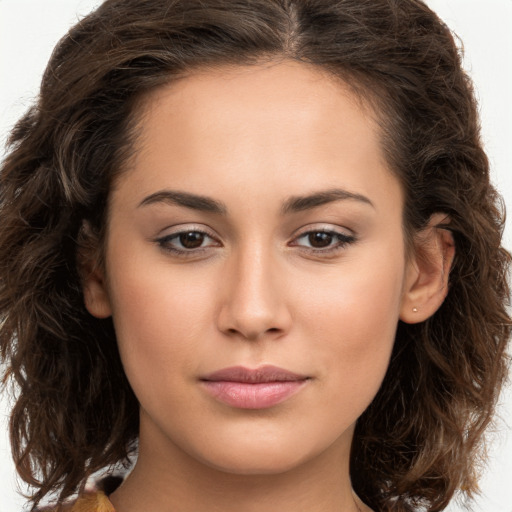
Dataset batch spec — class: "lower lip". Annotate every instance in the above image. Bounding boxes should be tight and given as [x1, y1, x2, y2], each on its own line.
[201, 380, 307, 409]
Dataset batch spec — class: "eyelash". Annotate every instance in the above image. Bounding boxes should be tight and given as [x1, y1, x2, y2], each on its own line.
[155, 228, 220, 257]
[290, 229, 357, 255]
[155, 227, 357, 258]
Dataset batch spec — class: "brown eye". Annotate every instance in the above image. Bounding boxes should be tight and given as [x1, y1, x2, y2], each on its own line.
[156, 229, 219, 255]
[291, 228, 356, 254]
[308, 232, 333, 248]
[179, 231, 205, 249]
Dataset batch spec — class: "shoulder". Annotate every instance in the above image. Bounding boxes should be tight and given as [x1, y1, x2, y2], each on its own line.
[35, 475, 122, 512]
[36, 505, 73, 512]
[36, 503, 73, 512]
[37, 491, 115, 512]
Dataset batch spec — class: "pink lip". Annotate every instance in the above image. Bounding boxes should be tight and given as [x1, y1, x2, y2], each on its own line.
[200, 365, 309, 409]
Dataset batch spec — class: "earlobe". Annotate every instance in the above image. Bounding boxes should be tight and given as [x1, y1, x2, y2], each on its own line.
[77, 222, 112, 319]
[83, 268, 112, 319]
[400, 213, 455, 324]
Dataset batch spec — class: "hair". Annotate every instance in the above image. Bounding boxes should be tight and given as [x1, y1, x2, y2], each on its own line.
[0, 0, 510, 510]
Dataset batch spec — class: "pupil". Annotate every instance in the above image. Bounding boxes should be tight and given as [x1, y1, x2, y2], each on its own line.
[180, 232, 204, 249]
[309, 232, 333, 248]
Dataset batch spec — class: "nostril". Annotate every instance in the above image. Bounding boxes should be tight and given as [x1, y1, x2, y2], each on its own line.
[216, 286, 292, 340]
[223, 325, 283, 341]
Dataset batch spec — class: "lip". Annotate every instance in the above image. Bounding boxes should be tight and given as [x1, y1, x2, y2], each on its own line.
[200, 365, 310, 409]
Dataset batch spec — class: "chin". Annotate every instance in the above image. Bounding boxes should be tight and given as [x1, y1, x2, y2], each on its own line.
[186, 426, 345, 477]
[200, 448, 312, 476]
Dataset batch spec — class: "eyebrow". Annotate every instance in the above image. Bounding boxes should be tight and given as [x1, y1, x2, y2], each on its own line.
[281, 188, 374, 214]
[138, 190, 228, 214]
[138, 187, 374, 215]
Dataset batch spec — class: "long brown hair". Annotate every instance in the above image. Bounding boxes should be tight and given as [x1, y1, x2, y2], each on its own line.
[0, 1, 510, 510]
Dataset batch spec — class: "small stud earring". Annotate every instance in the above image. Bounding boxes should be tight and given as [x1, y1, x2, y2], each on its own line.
[412, 307, 418, 313]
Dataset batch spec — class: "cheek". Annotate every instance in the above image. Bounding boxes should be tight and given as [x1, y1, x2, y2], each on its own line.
[299, 252, 404, 335]
[105, 255, 218, 401]
[295, 251, 405, 407]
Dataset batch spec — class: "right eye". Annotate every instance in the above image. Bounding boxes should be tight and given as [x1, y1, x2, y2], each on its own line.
[155, 229, 221, 256]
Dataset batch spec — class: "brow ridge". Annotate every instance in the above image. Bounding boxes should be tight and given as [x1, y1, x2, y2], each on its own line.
[138, 187, 373, 215]
[281, 188, 374, 214]
[138, 190, 227, 214]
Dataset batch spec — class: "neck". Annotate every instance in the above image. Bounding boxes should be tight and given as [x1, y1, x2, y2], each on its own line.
[110, 419, 367, 512]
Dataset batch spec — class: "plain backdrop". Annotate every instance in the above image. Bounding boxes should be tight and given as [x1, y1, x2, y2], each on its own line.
[0, 1, 511, 511]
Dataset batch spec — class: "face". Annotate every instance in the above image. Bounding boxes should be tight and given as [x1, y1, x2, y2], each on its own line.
[85, 61, 419, 476]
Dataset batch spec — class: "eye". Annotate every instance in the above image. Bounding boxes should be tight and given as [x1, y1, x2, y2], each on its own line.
[291, 228, 356, 254]
[175, 231, 208, 249]
[155, 228, 220, 255]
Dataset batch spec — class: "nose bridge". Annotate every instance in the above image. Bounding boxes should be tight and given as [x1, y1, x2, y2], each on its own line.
[237, 242, 274, 307]
[217, 239, 289, 340]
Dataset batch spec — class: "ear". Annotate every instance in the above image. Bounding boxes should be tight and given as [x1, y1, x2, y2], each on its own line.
[78, 223, 112, 319]
[400, 213, 455, 324]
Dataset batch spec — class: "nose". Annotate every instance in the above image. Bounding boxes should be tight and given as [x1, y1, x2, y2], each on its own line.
[216, 245, 292, 341]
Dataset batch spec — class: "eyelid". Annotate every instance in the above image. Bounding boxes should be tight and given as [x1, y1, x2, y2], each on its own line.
[290, 223, 355, 240]
[288, 224, 357, 253]
[156, 223, 218, 239]
[154, 224, 222, 255]
[153, 223, 356, 258]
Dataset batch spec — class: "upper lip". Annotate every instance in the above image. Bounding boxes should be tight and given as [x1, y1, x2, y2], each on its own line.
[201, 365, 308, 383]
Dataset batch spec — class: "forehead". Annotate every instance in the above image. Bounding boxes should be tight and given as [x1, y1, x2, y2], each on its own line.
[136, 61, 379, 137]
[113, 60, 400, 215]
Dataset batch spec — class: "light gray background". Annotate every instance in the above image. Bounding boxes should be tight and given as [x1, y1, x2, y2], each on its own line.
[0, 1, 511, 510]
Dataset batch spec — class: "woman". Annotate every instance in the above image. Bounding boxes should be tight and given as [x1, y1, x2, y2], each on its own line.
[0, 1, 510, 511]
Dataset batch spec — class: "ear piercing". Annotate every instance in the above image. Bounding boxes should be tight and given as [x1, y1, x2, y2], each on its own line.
[412, 307, 418, 313]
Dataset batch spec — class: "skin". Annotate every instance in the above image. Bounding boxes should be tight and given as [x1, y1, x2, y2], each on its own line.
[84, 60, 454, 512]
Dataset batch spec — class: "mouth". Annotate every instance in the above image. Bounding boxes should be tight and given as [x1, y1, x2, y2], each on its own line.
[200, 365, 310, 410]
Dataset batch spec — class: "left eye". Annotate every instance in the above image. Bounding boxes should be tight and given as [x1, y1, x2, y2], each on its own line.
[293, 230, 355, 250]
